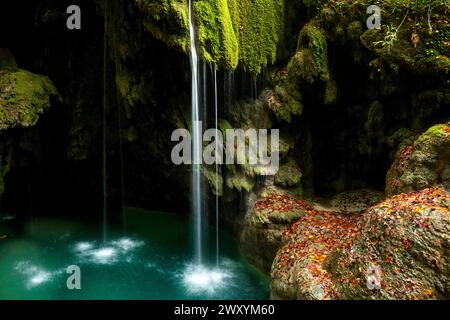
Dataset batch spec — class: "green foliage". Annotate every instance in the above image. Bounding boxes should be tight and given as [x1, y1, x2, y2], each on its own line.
[373, 25, 400, 51]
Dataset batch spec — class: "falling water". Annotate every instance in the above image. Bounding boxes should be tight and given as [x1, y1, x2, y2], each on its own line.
[188, 0, 203, 265]
[102, 0, 108, 243]
[213, 67, 219, 267]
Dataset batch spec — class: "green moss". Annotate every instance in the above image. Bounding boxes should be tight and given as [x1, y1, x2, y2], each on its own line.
[288, 23, 329, 83]
[135, 0, 284, 75]
[0, 69, 60, 130]
[225, 169, 254, 192]
[193, 0, 238, 69]
[269, 210, 306, 224]
[347, 20, 364, 41]
[274, 157, 302, 188]
[269, 84, 303, 122]
[202, 165, 224, 195]
[418, 123, 450, 142]
[235, 0, 285, 75]
[136, 0, 189, 50]
[319, 0, 449, 77]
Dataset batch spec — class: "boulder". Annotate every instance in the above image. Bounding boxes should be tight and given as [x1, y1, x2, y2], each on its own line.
[330, 188, 450, 299]
[386, 123, 450, 196]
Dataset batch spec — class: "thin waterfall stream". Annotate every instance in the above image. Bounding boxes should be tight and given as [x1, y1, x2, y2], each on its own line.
[214, 67, 219, 268]
[102, 0, 108, 244]
[188, 0, 202, 266]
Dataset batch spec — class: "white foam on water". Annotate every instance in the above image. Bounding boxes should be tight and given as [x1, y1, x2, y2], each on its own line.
[111, 238, 144, 252]
[87, 247, 118, 265]
[73, 238, 144, 265]
[74, 241, 95, 252]
[14, 261, 62, 289]
[182, 263, 232, 295]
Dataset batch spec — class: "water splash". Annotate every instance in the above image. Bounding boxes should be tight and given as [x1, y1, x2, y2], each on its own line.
[73, 237, 144, 265]
[182, 263, 231, 295]
[15, 261, 64, 289]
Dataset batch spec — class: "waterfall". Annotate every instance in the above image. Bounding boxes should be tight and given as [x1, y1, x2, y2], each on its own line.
[214, 67, 219, 267]
[102, 0, 108, 243]
[188, 0, 203, 265]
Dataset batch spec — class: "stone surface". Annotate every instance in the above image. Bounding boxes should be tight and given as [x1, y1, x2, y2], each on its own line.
[386, 123, 450, 196]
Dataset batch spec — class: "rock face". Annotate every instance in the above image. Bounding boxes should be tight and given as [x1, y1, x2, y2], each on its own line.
[331, 188, 450, 300]
[270, 201, 365, 300]
[270, 188, 450, 300]
[386, 124, 450, 196]
[135, 0, 285, 74]
[241, 190, 311, 273]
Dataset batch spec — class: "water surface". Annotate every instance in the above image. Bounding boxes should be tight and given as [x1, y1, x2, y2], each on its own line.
[0, 209, 269, 300]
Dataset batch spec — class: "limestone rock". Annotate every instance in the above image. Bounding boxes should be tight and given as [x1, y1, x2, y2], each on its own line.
[386, 123, 450, 196]
[330, 188, 450, 300]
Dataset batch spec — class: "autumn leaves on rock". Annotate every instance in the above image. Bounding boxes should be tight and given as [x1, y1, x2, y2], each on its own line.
[268, 188, 450, 300]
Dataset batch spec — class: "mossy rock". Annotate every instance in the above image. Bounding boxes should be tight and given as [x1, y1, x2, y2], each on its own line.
[193, 0, 238, 69]
[134, 0, 285, 75]
[269, 209, 306, 225]
[228, 95, 273, 129]
[330, 188, 450, 300]
[287, 23, 329, 84]
[225, 167, 254, 192]
[202, 165, 223, 196]
[234, 0, 285, 75]
[386, 123, 450, 196]
[136, 0, 190, 51]
[274, 157, 302, 188]
[268, 84, 303, 123]
[0, 69, 60, 130]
